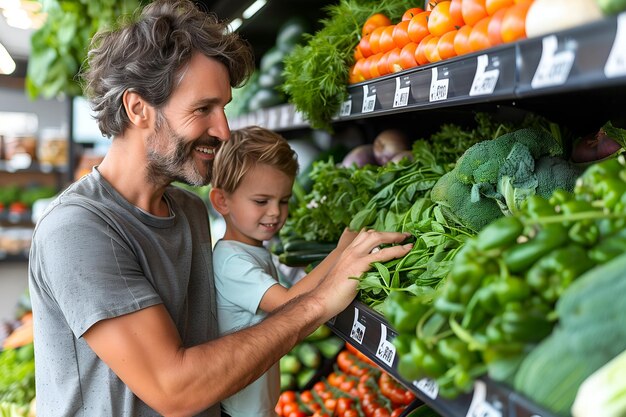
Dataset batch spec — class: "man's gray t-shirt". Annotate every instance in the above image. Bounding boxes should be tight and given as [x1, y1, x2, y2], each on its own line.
[28, 167, 219, 417]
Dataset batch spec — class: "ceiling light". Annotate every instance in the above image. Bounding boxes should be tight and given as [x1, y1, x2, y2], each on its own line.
[242, 0, 267, 19]
[0, 41, 16, 74]
[228, 17, 243, 32]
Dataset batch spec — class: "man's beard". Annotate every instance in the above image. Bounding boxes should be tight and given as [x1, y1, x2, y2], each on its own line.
[145, 114, 215, 187]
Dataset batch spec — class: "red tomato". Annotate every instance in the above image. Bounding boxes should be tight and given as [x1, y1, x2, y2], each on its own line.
[399, 42, 418, 70]
[313, 381, 327, 393]
[486, 0, 514, 15]
[336, 397, 354, 415]
[391, 407, 406, 417]
[438, 29, 458, 60]
[282, 402, 300, 416]
[362, 13, 392, 37]
[392, 20, 411, 49]
[428, 1, 458, 37]
[487, 7, 506, 45]
[469, 16, 492, 52]
[407, 11, 431, 44]
[379, 25, 396, 53]
[402, 7, 424, 21]
[357, 35, 373, 58]
[324, 398, 337, 412]
[500, 0, 531, 42]
[424, 35, 442, 63]
[453, 24, 473, 56]
[462, 0, 488, 26]
[344, 410, 359, 417]
[373, 408, 392, 417]
[287, 412, 307, 417]
[279, 391, 297, 405]
[299, 390, 314, 403]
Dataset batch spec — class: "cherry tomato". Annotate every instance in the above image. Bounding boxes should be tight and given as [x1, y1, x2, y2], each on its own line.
[487, 7, 506, 45]
[391, 407, 406, 417]
[438, 29, 458, 60]
[287, 412, 307, 417]
[336, 397, 354, 416]
[324, 398, 337, 412]
[282, 402, 300, 416]
[486, 0, 514, 15]
[428, 1, 458, 37]
[453, 24, 473, 56]
[469, 15, 492, 52]
[392, 20, 411, 49]
[313, 381, 327, 393]
[300, 390, 314, 404]
[362, 13, 392, 37]
[407, 11, 431, 44]
[462, 0, 488, 26]
[500, 0, 531, 43]
[344, 410, 359, 417]
[402, 7, 424, 21]
[373, 408, 392, 417]
[279, 391, 297, 405]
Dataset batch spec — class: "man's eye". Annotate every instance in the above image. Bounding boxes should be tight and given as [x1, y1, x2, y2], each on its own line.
[254, 200, 267, 205]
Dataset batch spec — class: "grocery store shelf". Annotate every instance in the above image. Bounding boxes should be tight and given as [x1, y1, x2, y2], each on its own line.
[229, 12, 626, 132]
[0, 160, 68, 175]
[326, 300, 559, 417]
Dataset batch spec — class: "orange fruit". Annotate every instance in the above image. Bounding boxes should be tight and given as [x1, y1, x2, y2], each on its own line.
[501, 1, 531, 43]
[462, 0, 488, 26]
[486, 0, 514, 15]
[454, 24, 474, 56]
[428, 1, 458, 37]
[408, 11, 431, 44]
[469, 16, 492, 52]
[415, 34, 435, 65]
[402, 7, 425, 21]
[424, 35, 443, 63]
[438, 29, 458, 60]
[362, 13, 392, 37]
[392, 20, 412, 49]
[487, 7, 506, 46]
[378, 25, 396, 53]
[399, 42, 419, 70]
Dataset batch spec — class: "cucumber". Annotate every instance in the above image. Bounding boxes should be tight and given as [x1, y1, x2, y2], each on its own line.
[278, 250, 328, 267]
[296, 342, 322, 369]
[282, 239, 336, 253]
[313, 336, 345, 359]
[279, 354, 302, 374]
[296, 368, 317, 390]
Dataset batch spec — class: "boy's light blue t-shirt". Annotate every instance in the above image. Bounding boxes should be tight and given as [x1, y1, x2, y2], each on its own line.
[213, 239, 280, 417]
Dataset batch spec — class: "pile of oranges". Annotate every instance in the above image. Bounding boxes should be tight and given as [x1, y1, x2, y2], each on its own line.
[349, 0, 535, 83]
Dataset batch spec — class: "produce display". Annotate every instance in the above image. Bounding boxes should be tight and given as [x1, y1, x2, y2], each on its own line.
[0, 343, 35, 417]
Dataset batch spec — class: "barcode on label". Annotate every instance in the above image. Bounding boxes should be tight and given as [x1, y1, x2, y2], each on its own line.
[414, 378, 438, 399]
[362, 84, 376, 113]
[429, 67, 449, 102]
[375, 324, 396, 367]
[393, 76, 410, 108]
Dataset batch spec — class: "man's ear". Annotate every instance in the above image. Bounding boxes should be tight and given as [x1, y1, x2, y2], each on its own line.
[122, 90, 153, 128]
[209, 187, 230, 215]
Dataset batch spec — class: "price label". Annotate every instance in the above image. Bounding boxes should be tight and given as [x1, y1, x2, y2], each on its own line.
[470, 54, 500, 96]
[293, 109, 305, 125]
[362, 84, 377, 113]
[267, 108, 278, 129]
[279, 105, 291, 127]
[531, 35, 576, 89]
[375, 324, 396, 367]
[429, 67, 449, 102]
[339, 97, 353, 117]
[413, 378, 439, 400]
[466, 381, 503, 417]
[350, 307, 366, 344]
[605, 13, 626, 78]
[393, 76, 411, 108]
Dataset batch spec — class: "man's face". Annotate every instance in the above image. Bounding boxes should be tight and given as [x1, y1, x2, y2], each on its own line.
[145, 54, 232, 186]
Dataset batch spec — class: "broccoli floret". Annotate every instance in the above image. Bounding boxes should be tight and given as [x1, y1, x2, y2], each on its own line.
[432, 171, 503, 231]
[535, 156, 584, 198]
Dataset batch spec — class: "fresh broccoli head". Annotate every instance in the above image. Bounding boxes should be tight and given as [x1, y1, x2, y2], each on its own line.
[534, 156, 584, 199]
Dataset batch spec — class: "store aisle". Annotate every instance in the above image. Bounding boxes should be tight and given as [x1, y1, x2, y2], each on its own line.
[0, 262, 29, 321]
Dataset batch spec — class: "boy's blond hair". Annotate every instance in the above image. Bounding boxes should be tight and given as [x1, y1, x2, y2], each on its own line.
[212, 126, 299, 194]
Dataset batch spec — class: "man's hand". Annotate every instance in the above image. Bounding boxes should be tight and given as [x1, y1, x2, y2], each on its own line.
[315, 229, 412, 322]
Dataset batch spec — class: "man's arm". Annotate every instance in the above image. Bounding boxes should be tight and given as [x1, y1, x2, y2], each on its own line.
[84, 229, 412, 416]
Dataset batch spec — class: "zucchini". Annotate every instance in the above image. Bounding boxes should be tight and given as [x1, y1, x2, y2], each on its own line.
[278, 250, 328, 267]
[282, 239, 336, 253]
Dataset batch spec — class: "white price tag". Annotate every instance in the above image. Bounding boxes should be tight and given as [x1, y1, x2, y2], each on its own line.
[362, 84, 377, 113]
[267, 108, 278, 129]
[279, 105, 291, 127]
[350, 307, 366, 344]
[413, 378, 439, 400]
[605, 13, 626, 78]
[470, 54, 500, 96]
[375, 324, 396, 367]
[531, 35, 576, 89]
[339, 97, 353, 117]
[429, 67, 449, 102]
[393, 76, 411, 108]
[466, 381, 503, 417]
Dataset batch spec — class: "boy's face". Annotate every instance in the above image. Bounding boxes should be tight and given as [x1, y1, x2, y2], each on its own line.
[221, 163, 294, 246]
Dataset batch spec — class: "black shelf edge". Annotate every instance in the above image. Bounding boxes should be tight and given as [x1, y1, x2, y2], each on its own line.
[326, 299, 560, 417]
[228, 12, 626, 131]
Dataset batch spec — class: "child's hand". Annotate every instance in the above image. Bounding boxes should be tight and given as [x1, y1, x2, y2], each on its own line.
[336, 228, 358, 251]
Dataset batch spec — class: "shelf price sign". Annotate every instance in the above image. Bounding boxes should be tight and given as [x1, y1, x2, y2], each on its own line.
[362, 84, 377, 113]
[350, 307, 366, 344]
[339, 96, 353, 117]
[429, 67, 449, 102]
[375, 324, 396, 367]
[531, 35, 576, 89]
[470, 54, 500, 96]
[605, 13, 626, 78]
[393, 76, 411, 108]
[413, 378, 439, 400]
[465, 381, 503, 417]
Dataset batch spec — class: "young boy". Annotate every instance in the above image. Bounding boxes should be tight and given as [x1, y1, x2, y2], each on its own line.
[209, 126, 355, 417]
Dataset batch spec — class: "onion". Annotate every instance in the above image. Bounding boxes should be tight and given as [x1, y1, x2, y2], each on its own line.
[571, 129, 623, 164]
[373, 129, 410, 165]
[341, 144, 378, 167]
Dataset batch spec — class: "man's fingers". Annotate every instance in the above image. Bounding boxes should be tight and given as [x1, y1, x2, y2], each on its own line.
[369, 242, 413, 262]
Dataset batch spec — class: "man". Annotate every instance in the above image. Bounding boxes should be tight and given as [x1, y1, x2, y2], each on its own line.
[28, 1, 413, 416]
